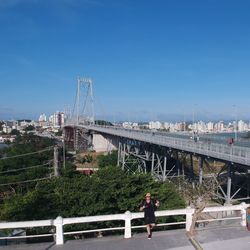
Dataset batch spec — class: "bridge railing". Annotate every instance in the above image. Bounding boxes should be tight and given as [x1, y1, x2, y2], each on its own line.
[85, 125, 250, 165]
[0, 203, 248, 245]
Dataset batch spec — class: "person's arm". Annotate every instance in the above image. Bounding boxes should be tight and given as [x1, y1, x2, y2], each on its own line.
[140, 206, 145, 211]
[139, 201, 145, 211]
[155, 199, 160, 208]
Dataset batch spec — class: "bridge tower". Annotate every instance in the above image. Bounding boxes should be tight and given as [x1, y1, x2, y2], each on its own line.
[64, 77, 95, 152]
[74, 77, 95, 125]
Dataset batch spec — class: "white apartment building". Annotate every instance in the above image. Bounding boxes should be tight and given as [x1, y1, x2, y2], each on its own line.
[149, 121, 162, 130]
[49, 112, 65, 127]
[238, 120, 248, 132]
[38, 113, 47, 123]
[207, 122, 214, 132]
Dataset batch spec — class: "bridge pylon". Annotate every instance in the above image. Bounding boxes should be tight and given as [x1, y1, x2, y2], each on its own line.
[67, 77, 95, 126]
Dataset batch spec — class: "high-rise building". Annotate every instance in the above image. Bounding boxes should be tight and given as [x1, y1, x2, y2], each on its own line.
[215, 121, 224, 132]
[38, 114, 47, 123]
[50, 112, 65, 127]
[207, 122, 214, 132]
[149, 121, 162, 130]
[238, 120, 247, 132]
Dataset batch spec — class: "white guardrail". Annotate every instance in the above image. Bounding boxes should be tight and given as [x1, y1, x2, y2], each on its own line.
[0, 203, 249, 245]
[80, 125, 250, 166]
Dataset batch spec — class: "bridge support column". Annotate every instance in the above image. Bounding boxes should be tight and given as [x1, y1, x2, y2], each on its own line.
[153, 154, 165, 181]
[176, 153, 181, 177]
[190, 154, 194, 180]
[151, 152, 155, 174]
[226, 164, 232, 205]
[180, 153, 186, 177]
[163, 156, 167, 181]
[199, 157, 204, 184]
[122, 144, 126, 171]
[117, 142, 121, 167]
[73, 128, 78, 151]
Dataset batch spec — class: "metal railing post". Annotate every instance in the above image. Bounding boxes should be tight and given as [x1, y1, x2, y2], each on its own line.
[54, 216, 64, 245]
[124, 211, 132, 239]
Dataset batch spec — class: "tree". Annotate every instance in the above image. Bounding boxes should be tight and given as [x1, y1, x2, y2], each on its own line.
[77, 154, 93, 164]
[25, 125, 35, 132]
[10, 129, 20, 136]
[0, 134, 55, 194]
[0, 166, 185, 228]
[174, 177, 219, 237]
[0, 147, 186, 239]
[55, 130, 62, 136]
[95, 120, 113, 126]
[0, 122, 4, 131]
[97, 151, 117, 168]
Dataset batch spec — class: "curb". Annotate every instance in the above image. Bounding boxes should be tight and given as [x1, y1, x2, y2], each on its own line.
[189, 237, 203, 250]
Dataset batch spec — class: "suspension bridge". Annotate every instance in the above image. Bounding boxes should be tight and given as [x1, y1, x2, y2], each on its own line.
[63, 77, 250, 205]
[0, 77, 250, 249]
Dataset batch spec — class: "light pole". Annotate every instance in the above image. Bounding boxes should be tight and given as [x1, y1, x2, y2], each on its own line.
[183, 111, 186, 132]
[233, 105, 238, 141]
[192, 107, 195, 136]
[62, 139, 66, 169]
[192, 104, 197, 138]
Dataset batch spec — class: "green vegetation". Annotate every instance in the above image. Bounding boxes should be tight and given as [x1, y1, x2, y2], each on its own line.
[0, 133, 55, 194]
[17, 120, 31, 123]
[97, 151, 117, 168]
[0, 121, 4, 131]
[95, 120, 113, 126]
[0, 134, 185, 238]
[10, 129, 20, 136]
[24, 125, 35, 131]
[1, 167, 184, 222]
[77, 154, 93, 164]
[54, 130, 62, 136]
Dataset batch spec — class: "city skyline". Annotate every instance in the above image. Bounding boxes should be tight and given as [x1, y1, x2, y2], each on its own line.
[1, 0, 250, 120]
[1, 113, 250, 136]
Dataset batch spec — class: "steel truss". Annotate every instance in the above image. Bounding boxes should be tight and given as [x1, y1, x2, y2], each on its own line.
[64, 126, 250, 204]
[63, 126, 91, 151]
[117, 138, 250, 204]
[117, 139, 182, 181]
[215, 163, 250, 204]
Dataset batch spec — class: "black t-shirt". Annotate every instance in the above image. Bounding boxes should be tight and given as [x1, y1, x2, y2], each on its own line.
[140, 199, 157, 217]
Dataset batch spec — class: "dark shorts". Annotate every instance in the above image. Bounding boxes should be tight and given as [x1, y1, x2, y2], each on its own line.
[144, 215, 156, 225]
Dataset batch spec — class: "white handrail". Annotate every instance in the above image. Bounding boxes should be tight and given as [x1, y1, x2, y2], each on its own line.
[0, 219, 53, 229]
[0, 203, 249, 245]
[63, 213, 125, 225]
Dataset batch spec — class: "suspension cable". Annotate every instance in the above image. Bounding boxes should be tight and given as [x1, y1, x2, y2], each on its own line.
[0, 161, 53, 174]
[0, 176, 54, 186]
[0, 147, 53, 161]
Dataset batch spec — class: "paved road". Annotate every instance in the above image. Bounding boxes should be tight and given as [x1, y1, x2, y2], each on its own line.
[0, 230, 193, 250]
[1, 227, 249, 250]
[196, 226, 250, 250]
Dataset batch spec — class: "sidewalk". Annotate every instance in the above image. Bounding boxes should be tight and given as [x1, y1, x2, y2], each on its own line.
[0, 226, 249, 250]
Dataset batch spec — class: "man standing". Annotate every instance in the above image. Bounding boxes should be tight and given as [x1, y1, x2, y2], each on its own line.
[140, 193, 160, 239]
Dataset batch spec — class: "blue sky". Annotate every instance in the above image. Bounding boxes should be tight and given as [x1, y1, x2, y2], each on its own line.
[0, 0, 250, 122]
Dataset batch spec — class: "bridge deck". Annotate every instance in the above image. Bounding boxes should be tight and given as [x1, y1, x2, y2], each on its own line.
[1, 226, 249, 250]
[77, 125, 250, 166]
